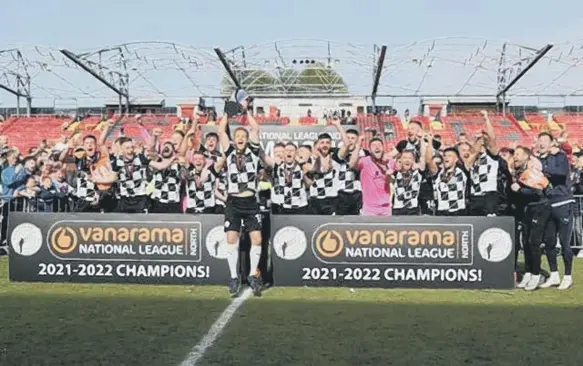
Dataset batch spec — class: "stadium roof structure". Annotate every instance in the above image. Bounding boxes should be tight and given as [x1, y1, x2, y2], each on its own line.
[3, 37, 583, 111]
[0, 42, 225, 110]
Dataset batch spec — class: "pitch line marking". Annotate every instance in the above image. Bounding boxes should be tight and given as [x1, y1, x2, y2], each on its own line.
[178, 288, 252, 366]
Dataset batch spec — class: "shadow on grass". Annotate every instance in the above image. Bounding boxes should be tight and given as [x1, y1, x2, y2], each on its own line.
[0, 293, 230, 366]
[204, 299, 583, 366]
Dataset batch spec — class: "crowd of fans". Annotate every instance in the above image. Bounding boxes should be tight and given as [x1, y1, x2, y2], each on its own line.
[0, 109, 580, 292]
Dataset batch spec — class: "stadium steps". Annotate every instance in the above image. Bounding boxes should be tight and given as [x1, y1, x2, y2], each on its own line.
[429, 116, 457, 145]
[0, 117, 19, 134]
[554, 113, 583, 140]
[79, 116, 103, 131]
[524, 113, 546, 127]
[444, 113, 527, 146]
[2, 116, 70, 152]
[356, 114, 387, 150]
[378, 115, 404, 150]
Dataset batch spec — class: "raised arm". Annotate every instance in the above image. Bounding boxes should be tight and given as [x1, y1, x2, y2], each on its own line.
[480, 110, 498, 155]
[330, 118, 349, 159]
[149, 156, 176, 171]
[214, 183, 227, 204]
[180, 123, 197, 157]
[300, 156, 314, 187]
[465, 135, 484, 168]
[148, 128, 162, 155]
[246, 110, 260, 145]
[348, 136, 364, 170]
[213, 153, 227, 173]
[417, 135, 427, 171]
[217, 114, 231, 152]
[98, 121, 113, 146]
[260, 149, 276, 168]
[58, 135, 78, 162]
[425, 135, 438, 175]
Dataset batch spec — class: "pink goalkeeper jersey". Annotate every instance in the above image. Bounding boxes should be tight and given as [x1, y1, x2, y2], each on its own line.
[358, 156, 396, 216]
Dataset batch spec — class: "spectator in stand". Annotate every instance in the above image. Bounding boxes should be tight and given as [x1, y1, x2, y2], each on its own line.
[342, 111, 355, 125]
[0, 135, 9, 157]
[50, 166, 75, 212]
[2, 155, 36, 209]
[572, 152, 583, 195]
[13, 176, 40, 212]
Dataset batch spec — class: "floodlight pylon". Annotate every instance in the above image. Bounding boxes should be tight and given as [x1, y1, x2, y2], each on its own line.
[60, 48, 130, 114]
[0, 49, 32, 116]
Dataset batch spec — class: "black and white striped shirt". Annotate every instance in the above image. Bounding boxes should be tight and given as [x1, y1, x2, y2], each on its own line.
[111, 154, 150, 198]
[393, 169, 423, 210]
[470, 151, 499, 196]
[225, 142, 261, 195]
[309, 156, 337, 200]
[186, 165, 218, 211]
[199, 146, 227, 206]
[74, 155, 99, 202]
[332, 148, 365, 194]
[273, 163, 309, 209]
[151, 162, 182, 204]
[433, 165, 468, 213]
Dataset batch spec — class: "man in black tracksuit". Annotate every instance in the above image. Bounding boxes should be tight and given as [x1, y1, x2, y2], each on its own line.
[510, 146, 548, 290]
[537, 132, 574, 290]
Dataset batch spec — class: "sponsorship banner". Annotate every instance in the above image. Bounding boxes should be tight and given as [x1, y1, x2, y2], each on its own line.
[8, 213, 233, 285]
[200, 125, 357, 157]
[271, 215, 515, 289]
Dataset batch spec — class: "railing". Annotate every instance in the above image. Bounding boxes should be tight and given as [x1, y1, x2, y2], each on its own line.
[1, 197, 77, 220]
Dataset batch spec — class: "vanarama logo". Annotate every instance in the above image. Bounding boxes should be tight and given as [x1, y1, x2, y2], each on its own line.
[311, 223, 473, 265]
[314, 230, 344, 258]
[51, 227, 78, 254]
[47, 220, 202, 262]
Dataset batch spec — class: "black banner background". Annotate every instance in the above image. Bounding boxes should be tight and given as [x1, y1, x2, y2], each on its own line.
[271, 215, 515, 289]
[8, 213, 516, 289]
[8, 213, 232, 285]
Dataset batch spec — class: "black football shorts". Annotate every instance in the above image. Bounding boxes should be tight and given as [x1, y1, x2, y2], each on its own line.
[224, 195, 262, 232]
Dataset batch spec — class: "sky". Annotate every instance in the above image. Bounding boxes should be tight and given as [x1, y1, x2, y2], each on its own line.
[2, 0, 583, 111]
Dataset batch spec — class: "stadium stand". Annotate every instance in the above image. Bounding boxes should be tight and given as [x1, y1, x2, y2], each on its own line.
[554, 113, 583, 141]
[1, 115, 70, 152]
[1, 109, 581, 153]
[442, 113, 529, 146]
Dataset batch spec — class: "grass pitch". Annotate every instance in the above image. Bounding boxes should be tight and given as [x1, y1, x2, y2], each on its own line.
[1, 257, 583, 366]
